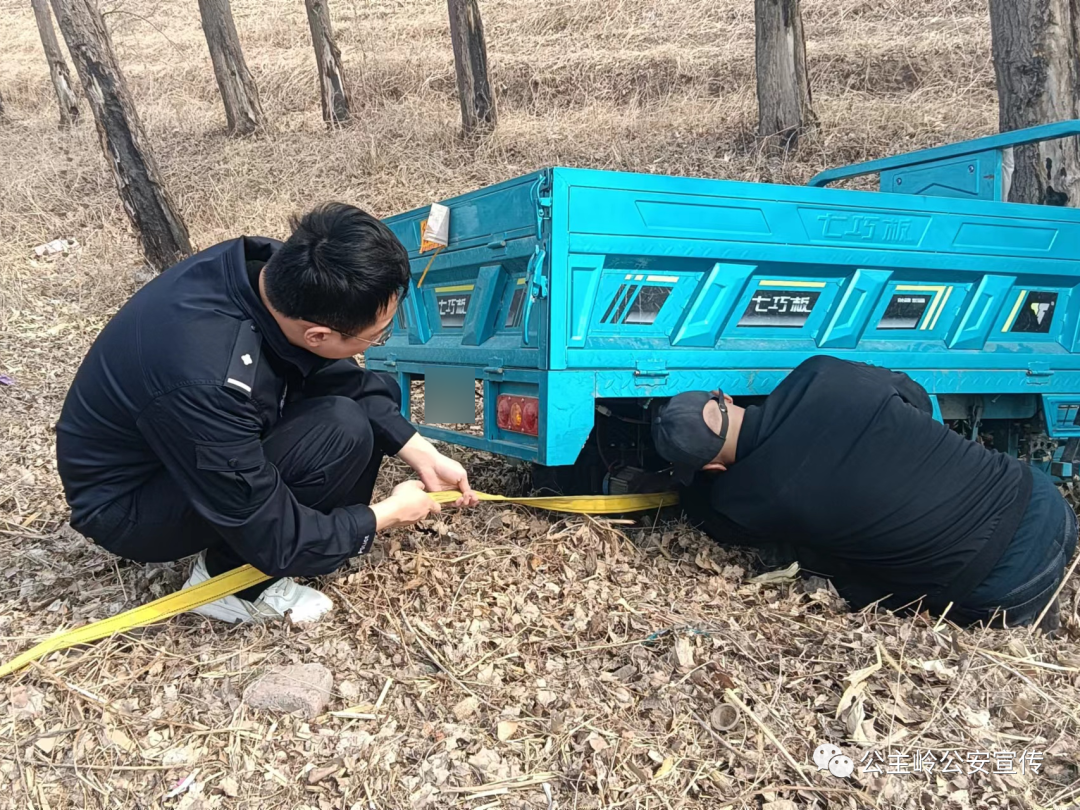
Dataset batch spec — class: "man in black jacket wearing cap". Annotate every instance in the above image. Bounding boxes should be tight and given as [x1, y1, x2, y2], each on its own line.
[652, 355, 1076, 631]
[56, 203, 478, 624]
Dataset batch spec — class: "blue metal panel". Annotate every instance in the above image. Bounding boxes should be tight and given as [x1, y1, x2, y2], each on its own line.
[809, 120, 1080, 192]
[567, 254, 605, 348]
[401, 277, 432, 344]
[369, 169, 548, 375]
[589, 366, 1080, 397]
[946, 275, 1018, 350]
[1061, 285, 1080, 353]
[384, 171, 545, 254]
[1043, 395, 1080, 438]
[460, 263, 509, 346]
[818, 269, 892, 348]
[560, 173, 1080, 264]
[672, 263, 757, 347]
[880, 150, 1002, 201]
[543, 372, 596, 465]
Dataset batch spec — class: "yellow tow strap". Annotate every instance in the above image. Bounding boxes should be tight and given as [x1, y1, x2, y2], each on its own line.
[0, 489, 677, 678]
[427, 488, 678, 514]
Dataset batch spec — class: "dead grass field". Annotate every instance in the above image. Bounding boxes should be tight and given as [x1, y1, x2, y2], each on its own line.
[3, 0, 1080, 808]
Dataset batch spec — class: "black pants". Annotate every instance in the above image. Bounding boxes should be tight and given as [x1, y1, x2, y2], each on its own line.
[678, 467, 1077, 630]
[953, 477, 1078, 631]
[99, 396, 388, 600]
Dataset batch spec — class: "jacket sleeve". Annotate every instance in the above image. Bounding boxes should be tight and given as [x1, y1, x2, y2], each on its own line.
[135, 384, 378, 577]
[679, 479, 776, 549]
[302, 359, 417, 455]
[879, 369, 933, 416]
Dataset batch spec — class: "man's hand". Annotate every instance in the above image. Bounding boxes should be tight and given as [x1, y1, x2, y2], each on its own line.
[371, 480, 442, 531]
[397, 434, 479, 507]
[415, 452, 478, 507]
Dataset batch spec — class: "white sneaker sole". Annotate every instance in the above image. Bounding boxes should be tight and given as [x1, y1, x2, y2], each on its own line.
[190, 597, 254, 624]
[182, 560, 256, 624]
[182, 555, 332, 624]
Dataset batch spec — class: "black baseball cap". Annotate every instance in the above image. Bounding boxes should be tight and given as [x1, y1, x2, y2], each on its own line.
[652, 390, 729, 486]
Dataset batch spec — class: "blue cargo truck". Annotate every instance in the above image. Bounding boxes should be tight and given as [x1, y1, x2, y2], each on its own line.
[367, 121, 1080, 494]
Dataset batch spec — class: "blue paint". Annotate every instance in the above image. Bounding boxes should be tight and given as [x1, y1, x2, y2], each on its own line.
[366, 121, 1080, 474]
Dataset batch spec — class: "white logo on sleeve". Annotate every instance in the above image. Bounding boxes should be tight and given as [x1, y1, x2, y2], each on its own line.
[241, 354, 253, 366]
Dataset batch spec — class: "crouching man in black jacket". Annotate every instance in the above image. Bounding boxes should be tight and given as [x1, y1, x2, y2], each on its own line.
[653, 355, 1077, 632]
[56, 203, 478, 624]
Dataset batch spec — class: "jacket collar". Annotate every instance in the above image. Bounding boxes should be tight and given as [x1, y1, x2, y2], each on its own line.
[223, 236, 324, 377]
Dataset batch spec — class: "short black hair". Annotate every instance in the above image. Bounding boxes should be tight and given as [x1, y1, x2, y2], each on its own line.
[264, 202, 410, 334]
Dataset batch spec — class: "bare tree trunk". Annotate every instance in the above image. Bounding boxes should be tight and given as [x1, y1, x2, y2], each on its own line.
[32, 0, 80, 128]
[303, 0, 350, 125]
[50, 0, 192, 271]
[197, 0, 263, 135]
[448, 0, 496, 135]
[989, 0, 1080, 205]
[754, 0, 814, 149]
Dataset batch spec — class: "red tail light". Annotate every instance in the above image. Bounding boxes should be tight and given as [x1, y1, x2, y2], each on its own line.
[522, 398, 539, 434]
[496, 395, 539, 436]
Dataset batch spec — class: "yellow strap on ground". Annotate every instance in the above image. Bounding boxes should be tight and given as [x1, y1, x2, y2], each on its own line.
[0, 490, 676, 678]
[428, 489, 678, 514]
[0, 565, 272, 679]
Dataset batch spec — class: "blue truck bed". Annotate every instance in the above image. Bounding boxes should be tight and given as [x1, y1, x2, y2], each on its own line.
[367, 121, 1080, 489]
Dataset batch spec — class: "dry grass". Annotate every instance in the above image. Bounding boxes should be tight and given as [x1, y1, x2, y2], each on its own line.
[2, 0, 1078, 807]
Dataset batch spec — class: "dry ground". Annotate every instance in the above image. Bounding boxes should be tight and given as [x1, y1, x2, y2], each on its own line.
[2, 0, 1080, 808]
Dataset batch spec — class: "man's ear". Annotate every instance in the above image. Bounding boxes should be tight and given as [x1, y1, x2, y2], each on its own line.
[702, 462, 727, 473]
[302, 325, 333, 350]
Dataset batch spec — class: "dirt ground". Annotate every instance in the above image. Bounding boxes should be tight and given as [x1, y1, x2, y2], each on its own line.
[2, 0, 1080, 808]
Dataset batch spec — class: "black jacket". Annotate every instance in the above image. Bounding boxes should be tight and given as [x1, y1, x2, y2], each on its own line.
[55, 237, 416, 577]
[679, 355, 1032, 612]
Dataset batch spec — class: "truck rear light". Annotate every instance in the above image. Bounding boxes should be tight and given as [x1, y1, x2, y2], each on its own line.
[496, 395, 539, 436]
[522, 399, 539, 434]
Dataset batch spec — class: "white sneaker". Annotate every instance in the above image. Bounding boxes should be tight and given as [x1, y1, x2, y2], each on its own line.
[182, 552, 334, 624]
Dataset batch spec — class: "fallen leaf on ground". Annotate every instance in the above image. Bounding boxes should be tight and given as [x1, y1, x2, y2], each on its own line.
[748, 562, 800, 584]
[653, 757, 675, 780]
[219, 776, 239, 797]
[306, 759, 344, 784]
[674, 637, 695, 669]
[497, 720, 518, 741]
[453, 696, 480, 720]
[105, 728, 136, 753]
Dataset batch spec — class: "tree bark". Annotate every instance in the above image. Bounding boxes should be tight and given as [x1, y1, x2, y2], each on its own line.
[303, 0, 350, 125]
[32, 0, 81, 128]
[50, 0, 192, 271]
[754, 0, 814, 148]
[989, 0, 1080, 206]
[197, 0, 263, 135]
[447, 0, 496, 135]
